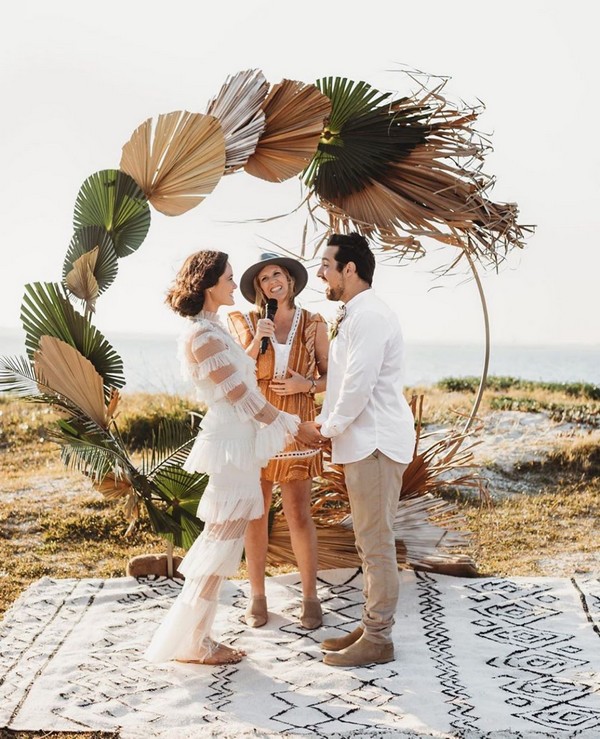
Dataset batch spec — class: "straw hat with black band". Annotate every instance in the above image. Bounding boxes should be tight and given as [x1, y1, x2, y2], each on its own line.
[239, 253, 308, 305]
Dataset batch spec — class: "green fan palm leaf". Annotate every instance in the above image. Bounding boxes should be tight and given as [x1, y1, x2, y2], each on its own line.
[318, 78, 390, 125]
[21, 282, 124, 391]
[58, 436, 116, 482]
[53, 416, 203, 548]
[152, 466, 208, 509]
[305, 78, 427, 200]
[152, 465, 207, 548]
[73, 170, 150, 257]
[144, 501, 184, 541]
[54, 416, 131, 481]
[141, 417, 198, 477]
[62, 226, 119, 296]
[0, 354, 41, 397]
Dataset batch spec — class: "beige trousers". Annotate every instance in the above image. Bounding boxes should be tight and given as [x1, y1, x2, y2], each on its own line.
[343, 450, 408, 645]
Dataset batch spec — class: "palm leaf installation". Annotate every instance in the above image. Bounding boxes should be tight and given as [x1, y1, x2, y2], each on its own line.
[0, 69, 531, 575]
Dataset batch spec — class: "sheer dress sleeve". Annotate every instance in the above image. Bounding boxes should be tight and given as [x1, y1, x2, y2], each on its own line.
[187, 327, 299, 462]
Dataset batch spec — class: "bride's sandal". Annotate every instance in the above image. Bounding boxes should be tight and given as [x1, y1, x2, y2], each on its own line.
[300, 597, 323, 630]
[244, 595, 268, 628]
[176, 641, 246, 665]
[200, 642, 245, 665]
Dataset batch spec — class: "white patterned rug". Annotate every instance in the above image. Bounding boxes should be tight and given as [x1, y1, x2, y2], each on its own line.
[1, 569, 600, 738]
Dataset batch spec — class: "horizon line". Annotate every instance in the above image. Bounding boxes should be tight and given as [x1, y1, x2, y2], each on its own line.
[1, 325, 598, 350]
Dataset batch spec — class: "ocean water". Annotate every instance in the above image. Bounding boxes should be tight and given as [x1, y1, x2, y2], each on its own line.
[1, 329, 598, 395]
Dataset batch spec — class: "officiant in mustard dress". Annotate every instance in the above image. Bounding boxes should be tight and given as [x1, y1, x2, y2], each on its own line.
[228, 254, 328, 631]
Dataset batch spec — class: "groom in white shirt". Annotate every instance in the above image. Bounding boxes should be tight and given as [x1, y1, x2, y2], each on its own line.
[298, 232, 416, 667]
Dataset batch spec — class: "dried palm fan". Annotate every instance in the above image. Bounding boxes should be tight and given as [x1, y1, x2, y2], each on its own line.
[304, 76, 533, 265]
[206, 69, 268, 173]
[63, 247, 100, 315]
[120, 110, 226, 216]
[267, 395, 483, 575]
[245, 79, 331, 182]
[62, 227, 120, 316]
[33, 335, 109, 428]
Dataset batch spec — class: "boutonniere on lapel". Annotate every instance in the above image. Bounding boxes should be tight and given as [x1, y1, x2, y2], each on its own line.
[328, 304, 347, 340]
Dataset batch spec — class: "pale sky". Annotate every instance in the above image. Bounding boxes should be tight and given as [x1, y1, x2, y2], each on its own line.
[0, 0, 598, 348]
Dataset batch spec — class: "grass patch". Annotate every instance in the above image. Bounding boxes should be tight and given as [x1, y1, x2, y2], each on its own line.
[515, 438, 600, 477]
[406, 376, 600, 426]
[115, 392, 200, 450]
[458, 479, 600, 576]
[0, 489, 167, 617]
[438, 376, 600, 399]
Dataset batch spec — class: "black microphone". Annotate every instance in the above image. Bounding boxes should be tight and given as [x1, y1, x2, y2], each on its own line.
[260, 299, 278, 354]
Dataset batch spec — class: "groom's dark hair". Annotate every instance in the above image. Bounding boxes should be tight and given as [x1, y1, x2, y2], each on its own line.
[327, 232, 375, 286]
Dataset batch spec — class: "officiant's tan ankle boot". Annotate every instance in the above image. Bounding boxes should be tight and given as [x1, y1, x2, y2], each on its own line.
[244, 595, 268, 628]
[300, 597, 322, 629]
[321, 626, 363, 652]
[323, 634, 394, 667]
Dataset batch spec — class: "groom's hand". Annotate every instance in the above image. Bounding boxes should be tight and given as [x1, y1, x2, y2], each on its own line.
[296, 421, 326, 449]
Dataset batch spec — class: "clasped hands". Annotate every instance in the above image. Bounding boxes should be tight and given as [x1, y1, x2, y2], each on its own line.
[296, 421, 328, 450]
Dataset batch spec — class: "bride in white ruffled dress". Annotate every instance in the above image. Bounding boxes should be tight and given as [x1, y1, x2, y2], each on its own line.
[145, 251, 300, 666]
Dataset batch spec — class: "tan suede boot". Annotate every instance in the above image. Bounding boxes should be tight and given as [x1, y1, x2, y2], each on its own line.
[244, 595, 268, 628]
[323, 634, 394, 667]
[320, 626, 363, 652]
[300, 598, 323, 629]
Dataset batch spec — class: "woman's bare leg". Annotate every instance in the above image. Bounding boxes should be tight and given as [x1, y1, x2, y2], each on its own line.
[243, 479, 273, 597]
[281, 478, 318, 600]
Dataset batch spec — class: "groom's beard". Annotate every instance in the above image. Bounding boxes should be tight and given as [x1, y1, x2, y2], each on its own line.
[324, 283, 343, 301]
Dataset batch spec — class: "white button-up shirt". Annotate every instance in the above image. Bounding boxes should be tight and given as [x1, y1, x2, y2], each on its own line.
[317, 289, 416, 465]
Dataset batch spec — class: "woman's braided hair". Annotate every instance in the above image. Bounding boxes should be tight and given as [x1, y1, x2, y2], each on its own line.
[165, 250, 229, 317]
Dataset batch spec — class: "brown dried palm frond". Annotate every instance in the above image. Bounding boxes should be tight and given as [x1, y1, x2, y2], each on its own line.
[245, 79, 331, 182]
[401, 426, 488, 502]
[268, 518, 361, 570]
[95, 471, 133, 501]
[206, 69, 268, 173]
[64, 247, 100, 314]
[267, 494, 470, 572]
[120, 111, 226, 216]
[94, 472, 140, 536]
[402, 393, 488, 502]
[305, 75, 534, 266]
[33, 335, 108, 428]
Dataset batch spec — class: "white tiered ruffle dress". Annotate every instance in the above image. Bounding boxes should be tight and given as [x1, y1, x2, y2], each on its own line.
[145, 311, 299, 663]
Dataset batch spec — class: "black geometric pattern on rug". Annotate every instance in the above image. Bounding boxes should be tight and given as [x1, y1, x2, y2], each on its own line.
[416, 571, 480, 732]
[0, 579, 107, 728]
[54, 577, 191, 728]
[464, 577, 600, 734]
